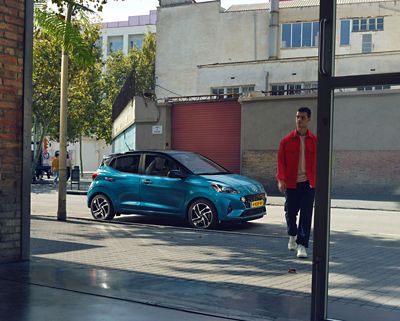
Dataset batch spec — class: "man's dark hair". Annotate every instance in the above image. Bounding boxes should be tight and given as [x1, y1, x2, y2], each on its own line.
[298, 107, 311, 118]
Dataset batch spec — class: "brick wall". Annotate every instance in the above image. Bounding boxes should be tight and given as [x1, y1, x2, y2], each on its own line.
[242, 150, 400, 197]
[0, 0, 25, 262]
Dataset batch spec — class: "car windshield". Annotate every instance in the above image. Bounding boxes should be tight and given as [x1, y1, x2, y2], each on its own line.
[173, 153, 229, 175]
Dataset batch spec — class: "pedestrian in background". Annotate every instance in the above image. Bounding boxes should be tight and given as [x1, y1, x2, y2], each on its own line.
[66, 152, 72, 181]
[276, 107, 317, 258]
[51, 151, 60, 185]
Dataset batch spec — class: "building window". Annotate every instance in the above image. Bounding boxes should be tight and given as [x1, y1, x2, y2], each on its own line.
[271, 85, 285, 96]
[241, 85, 255, 95]
[211, 85, 255, 97]
[108, 36, 123, 54]
[281, 21, 319, 48]
[287, 84, 302, 95]
[211, 87, 224, 96]
[377, 17, 384, 30]
[362, 34, 372, 53]
[352, 17, 384, 32]
[129, 35, 143, 50]
[340, 20, 351, 45]
[357, 85, 391, 91]
[271, 83, 317, 96]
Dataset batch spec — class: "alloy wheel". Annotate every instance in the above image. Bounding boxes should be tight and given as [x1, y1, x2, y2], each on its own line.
[188, 199, 217, 229]
[90, 194, 115, 220]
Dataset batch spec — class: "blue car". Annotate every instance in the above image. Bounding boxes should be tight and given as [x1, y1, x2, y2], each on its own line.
[87, 150, 267, 229]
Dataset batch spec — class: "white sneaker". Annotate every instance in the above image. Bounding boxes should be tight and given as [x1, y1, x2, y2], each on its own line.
[297, 245, 308, 258]
[288, 236, 297, 251]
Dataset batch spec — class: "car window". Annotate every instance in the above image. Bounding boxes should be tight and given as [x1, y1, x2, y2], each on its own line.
[144, 155, 179, 177]
[113, 155, 140, 174]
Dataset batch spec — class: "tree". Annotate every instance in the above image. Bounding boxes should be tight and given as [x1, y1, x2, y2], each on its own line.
[35, 0, 112, 220]
[32, 32, 61, 178]
[98, 32, 156, 143]
[32, 8, 103, 176]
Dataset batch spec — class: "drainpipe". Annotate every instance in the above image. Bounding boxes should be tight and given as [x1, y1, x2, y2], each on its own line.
[268, 0, 279, 59]
[254, 13, 257, 60]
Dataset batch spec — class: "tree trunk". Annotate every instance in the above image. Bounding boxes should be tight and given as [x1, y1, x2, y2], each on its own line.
[57, 3, 73, 221]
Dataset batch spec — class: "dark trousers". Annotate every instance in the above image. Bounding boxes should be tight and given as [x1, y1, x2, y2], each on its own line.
[284, 181, 315, 248]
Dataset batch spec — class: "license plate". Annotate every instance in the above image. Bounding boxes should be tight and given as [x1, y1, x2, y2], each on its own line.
[251, 200, 264, 208]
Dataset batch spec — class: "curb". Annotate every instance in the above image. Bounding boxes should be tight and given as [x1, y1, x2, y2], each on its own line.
[67, 190, 87, 195]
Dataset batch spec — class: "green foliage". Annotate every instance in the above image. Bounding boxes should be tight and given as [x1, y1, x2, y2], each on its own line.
[97, 32, 156, 143]
[34, 3, 96, 66]
[33, 11, 103, 142]
[32, 32, 61, 138]
[33, 1, 156, 145]
[46, 0, 120, 13]
[129, 32, 156, 94]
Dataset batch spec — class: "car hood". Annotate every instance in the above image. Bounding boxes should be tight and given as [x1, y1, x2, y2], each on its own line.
[200, 174, 265, 193]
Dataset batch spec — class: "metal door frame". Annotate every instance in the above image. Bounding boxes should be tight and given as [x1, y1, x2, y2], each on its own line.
[311, 1, 400, 320]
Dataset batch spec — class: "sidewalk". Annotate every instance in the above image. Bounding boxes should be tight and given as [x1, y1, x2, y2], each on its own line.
[1, 214, 399, 321]
[267, 195, 400, 212]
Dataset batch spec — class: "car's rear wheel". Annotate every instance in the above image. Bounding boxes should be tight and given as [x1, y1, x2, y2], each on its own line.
[90, 194, 115, 220]
[187, 199, 218, 229]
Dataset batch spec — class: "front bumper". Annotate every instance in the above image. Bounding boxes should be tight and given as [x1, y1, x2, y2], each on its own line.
[216, 192, 267, 222]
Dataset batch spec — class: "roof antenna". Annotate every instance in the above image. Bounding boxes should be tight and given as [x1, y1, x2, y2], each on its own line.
[125, 142, 133, 151]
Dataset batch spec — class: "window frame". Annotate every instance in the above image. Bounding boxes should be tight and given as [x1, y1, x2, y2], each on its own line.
[281, 21, 320, 49]
[340, 19, 351, 46]
[112, 154, 141, 174]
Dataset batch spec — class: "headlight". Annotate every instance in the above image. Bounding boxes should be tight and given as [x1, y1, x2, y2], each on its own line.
[211, 183, 240, 194]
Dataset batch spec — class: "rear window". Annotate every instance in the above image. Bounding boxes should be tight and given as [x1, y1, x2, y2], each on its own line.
[112, 155, 140, 174]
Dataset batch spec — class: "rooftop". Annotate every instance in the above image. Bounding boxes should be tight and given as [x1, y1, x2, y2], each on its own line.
[102, 10, 157, 29]
[226, 0, 397, 11]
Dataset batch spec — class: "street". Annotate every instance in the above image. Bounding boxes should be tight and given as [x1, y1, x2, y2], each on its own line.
[28, 184, 400, 321]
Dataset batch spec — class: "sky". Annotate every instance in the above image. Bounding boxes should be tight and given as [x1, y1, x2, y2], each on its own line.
[100, 0, 268, 22]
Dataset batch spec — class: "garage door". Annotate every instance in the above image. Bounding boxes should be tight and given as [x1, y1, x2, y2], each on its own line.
[171, 100, 241, 173]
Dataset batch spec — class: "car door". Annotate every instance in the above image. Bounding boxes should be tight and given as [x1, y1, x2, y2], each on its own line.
[109, 154, 142, 211]
[139, 154, 187, 215]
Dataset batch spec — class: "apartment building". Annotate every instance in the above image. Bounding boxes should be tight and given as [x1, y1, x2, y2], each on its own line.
[155, 0, 400, 98]
[100, 10, 157, 59]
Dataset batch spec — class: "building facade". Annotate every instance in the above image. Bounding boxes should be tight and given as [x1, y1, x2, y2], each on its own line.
[155, 0, 400, 98]
[100, 10, 157, 59]
[153, 0, 400, 197]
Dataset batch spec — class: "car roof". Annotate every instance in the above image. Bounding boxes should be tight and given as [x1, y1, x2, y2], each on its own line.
[107, 150, 195, 158]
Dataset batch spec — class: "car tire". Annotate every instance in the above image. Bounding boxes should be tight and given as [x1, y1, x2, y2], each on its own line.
[187, 198, 218, 229]
[90, 194, 115, 220]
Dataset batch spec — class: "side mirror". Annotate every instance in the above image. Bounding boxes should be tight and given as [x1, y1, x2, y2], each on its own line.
[168, 170, 187, 179]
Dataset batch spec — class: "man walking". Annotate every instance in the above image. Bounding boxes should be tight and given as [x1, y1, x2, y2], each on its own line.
[276, 107, 316, 258]
[51, 151, 60, 185]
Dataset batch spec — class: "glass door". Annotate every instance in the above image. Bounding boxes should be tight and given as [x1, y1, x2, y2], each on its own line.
[312, 1, 400, 320]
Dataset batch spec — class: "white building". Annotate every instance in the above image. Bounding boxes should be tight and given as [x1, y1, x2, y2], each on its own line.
[155, 0, 400, 99]
[100, 10, 157, 59]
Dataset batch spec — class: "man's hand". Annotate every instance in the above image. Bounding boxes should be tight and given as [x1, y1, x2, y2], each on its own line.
[278, 180, 286, 194]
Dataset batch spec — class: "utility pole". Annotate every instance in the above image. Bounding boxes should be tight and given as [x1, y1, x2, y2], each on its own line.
[57, 3, 73, 221]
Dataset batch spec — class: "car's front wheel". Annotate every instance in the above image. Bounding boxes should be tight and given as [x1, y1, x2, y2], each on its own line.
[187, 199, 218, 229]
[90, 194, 115, 220]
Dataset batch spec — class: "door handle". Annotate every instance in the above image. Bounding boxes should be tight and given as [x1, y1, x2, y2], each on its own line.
[104, 177, 115, 182]
[319, 18, 328, 76]
[143, 179, 152, 185]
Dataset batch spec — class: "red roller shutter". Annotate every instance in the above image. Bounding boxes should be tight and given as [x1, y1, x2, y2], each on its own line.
[172, 101, 241, 173]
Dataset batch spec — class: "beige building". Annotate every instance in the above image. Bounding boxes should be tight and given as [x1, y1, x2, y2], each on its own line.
[155, 0, 400, 98]
[100, 10, 157, 59]
[151, 0, 400, 197]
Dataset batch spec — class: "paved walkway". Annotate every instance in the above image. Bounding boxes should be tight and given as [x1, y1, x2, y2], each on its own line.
[1, 208, 400, 321]
[1, 184, 400, 320]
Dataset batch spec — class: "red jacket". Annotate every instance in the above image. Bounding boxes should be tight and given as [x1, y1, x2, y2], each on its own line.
[276, 129, 317, 189]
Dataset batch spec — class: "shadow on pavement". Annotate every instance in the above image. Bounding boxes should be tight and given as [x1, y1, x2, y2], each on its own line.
[22, 215, 400, 321]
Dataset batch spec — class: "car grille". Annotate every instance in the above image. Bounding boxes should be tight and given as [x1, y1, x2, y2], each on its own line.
[240, 207, 265, 217]
[244, 193, 266, 208]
